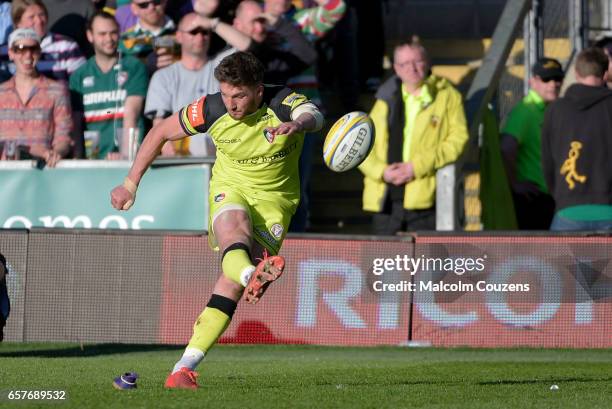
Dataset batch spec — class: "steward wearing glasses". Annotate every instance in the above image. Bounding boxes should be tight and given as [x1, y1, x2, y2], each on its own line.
[501, 58, 565, 230]
[119, 0, 176, 74]
[0, 28, 72, 166]
[145, 12, 233, 157]
[358, 40, 468, 234]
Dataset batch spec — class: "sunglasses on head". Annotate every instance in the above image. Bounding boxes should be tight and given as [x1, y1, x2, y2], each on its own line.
[11, 44, 41, 54]
[185, 27, 210, 36]
[134, 0, 162, 9]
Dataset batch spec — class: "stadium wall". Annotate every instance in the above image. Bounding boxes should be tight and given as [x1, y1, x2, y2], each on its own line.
[1, 229, 611, 348]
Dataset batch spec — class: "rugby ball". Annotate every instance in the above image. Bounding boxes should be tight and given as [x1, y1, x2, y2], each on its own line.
[323, 111, 374, 172]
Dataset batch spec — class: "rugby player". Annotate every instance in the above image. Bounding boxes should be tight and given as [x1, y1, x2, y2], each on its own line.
[110, 51, 323, 389]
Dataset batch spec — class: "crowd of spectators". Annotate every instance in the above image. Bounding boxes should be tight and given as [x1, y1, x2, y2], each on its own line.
[0, 0, 354, 233]
[0, 0, 349, 166]
[0, 0, 608, 232]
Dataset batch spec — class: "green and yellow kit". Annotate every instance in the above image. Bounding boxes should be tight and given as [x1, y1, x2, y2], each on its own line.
[178, 85, 310, 254]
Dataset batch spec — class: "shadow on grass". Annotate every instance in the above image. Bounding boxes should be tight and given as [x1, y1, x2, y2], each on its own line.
[0, 343, 183, 358]
[478, 377, 612, 386]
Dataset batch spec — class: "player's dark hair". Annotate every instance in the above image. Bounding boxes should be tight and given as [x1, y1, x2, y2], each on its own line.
[575, 47, 609, 79]
[214, 51, 265, 87]
[87, 11, 118, 32]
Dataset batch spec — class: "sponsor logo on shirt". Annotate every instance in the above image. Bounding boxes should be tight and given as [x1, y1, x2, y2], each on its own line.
[257, 113, 272, 123]
[117, 71, 128, 87]
[83, 76, 95, 87]
[214, 193, 226, 202]
[235, 141, 299, 165]
[187, 97, 206, 129]
[282, 92, 300, 106]
[270, 223, 284, 239]
[83, 89, 127, 105]
[263, 129, 275, 144]
[254, 227, 278, 249]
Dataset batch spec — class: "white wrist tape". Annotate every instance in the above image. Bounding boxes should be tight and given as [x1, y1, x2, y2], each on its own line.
[123, 177, 137, 195]
[291, 103, 324, 132]
[122, 177, 138, 210]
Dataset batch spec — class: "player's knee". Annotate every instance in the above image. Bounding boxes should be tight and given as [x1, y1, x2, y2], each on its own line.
[214, 210, 250, 241]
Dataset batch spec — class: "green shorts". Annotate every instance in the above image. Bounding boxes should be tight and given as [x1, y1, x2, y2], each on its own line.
[208, 184, 297, 255]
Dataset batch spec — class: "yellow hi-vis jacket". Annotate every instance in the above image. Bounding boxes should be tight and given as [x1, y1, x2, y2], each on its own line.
[358, 74, 469, 212]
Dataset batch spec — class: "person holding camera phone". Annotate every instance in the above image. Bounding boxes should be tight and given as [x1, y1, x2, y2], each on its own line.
[119, 0, 176, 75]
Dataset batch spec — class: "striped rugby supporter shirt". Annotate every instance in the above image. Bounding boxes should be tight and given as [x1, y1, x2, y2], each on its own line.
[69, 54, 148, 159]
[0, 76, 73, 153]
[285, 0, 347, 107]
[0, 32, 86, 82]
[119, 18, 176, 59]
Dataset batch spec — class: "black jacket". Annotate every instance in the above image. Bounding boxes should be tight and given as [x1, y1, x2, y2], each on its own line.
[541, 83, 612, 211]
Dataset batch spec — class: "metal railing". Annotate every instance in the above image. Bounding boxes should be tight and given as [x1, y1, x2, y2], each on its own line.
[436, 0, 532, 231]
[436, 0, 587, 231]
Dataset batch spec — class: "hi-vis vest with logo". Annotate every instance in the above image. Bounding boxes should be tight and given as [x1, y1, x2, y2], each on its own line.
[178, 86, 310, 195]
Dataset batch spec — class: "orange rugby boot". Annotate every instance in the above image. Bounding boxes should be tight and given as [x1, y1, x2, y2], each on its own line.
[245, 251, 285, 304]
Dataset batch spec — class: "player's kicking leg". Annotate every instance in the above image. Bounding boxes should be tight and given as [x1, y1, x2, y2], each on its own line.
[165, 209, 284, 389]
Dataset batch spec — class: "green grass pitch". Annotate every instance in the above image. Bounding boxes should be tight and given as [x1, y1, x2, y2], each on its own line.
[1, 343, 611, 408]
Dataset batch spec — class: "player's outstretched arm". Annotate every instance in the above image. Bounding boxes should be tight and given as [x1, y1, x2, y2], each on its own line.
[266, 103, 324, 137]
[110, 112, 187, 211]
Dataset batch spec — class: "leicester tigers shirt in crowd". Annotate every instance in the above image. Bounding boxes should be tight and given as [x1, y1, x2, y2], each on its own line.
[69, 55, 148, 158]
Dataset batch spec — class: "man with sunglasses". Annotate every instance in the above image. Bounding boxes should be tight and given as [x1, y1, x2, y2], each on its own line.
[193, 0, 316, 86]
[501, 58, 564, 230]
[0, 28, 72, 166]
[119, 0, 176, 74]
[145, 12, 233, 157]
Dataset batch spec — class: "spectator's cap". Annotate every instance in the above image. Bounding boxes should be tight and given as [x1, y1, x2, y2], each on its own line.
[532, 58, 564, 81]
[8, 28, 41, 49]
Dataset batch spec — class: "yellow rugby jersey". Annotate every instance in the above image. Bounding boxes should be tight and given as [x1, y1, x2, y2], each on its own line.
[178, 86, 309, 198]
